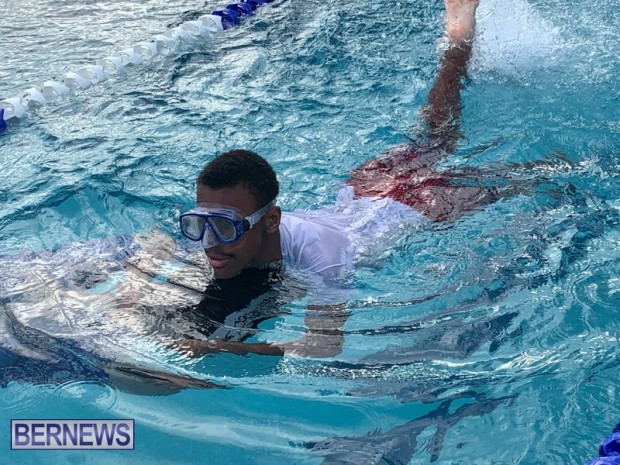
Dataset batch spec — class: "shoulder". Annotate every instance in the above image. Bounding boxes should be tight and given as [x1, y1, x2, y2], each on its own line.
[279, 213, 351, 275]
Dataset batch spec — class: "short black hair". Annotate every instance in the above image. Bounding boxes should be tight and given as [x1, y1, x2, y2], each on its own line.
[197, 149, 279, 207]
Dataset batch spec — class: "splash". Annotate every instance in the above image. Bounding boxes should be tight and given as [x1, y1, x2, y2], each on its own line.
[469, 0, 562, 77]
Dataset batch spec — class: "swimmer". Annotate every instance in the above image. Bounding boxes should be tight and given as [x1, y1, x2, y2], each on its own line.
[174, 0, 511, 358]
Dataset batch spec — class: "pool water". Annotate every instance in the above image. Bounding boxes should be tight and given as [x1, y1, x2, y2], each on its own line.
[1, 0, 619, 463]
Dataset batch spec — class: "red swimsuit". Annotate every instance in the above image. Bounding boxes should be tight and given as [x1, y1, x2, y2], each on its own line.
[346, 144, 500, 222]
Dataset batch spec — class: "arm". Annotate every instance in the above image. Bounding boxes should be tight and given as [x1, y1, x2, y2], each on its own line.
[111, 230, 204, 313]
[423, 0, 480, 150]
[177, 303, 350, 358]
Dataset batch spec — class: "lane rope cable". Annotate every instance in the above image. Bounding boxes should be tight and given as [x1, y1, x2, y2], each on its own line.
[0, 0, 276, 132]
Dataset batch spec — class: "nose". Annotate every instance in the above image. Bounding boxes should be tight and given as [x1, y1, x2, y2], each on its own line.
[201, 226, 221, 249]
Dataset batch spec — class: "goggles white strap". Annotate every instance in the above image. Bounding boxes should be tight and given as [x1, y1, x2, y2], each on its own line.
[245, 200, 276, 228]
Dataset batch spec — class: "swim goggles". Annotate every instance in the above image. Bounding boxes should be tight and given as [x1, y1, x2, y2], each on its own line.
[179, 200, 276, 248]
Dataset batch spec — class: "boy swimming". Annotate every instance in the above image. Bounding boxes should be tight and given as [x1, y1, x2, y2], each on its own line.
[174, 0, 502, 357]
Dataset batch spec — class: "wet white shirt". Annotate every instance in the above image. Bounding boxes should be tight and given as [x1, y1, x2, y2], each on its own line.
[278, 186, 429, 303]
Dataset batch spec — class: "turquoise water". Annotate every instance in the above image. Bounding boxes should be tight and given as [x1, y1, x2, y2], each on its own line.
[1, 0, 619, 463]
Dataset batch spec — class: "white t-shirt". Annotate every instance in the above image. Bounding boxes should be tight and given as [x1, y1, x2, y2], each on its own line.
[278, 186, 429, 303]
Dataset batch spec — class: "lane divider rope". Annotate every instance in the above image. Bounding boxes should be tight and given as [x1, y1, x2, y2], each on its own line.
[0, 0, 275, 131]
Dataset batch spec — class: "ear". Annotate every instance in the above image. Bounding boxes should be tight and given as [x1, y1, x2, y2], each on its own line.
[264, 206, 281, 234]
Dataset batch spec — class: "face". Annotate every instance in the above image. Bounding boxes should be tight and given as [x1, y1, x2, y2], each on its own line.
[196, 184, 281, 279]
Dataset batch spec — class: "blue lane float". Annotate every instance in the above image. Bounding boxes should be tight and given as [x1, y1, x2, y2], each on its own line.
[0, 0, 276, 128]
[584, 421, 620, 465]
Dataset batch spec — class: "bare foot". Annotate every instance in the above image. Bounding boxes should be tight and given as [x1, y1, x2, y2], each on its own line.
[445, 0, 480, 43]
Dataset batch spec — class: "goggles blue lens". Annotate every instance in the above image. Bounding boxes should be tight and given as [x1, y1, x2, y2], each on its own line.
[179, 200, 275, 248]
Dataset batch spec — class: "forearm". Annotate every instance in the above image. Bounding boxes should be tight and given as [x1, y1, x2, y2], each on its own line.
[425, 41, 474, 133]
[177, 304, 349, 359]
[178, 338, 284, 357]
[178, 332, 342, 359]
[423, 0, 479, 143]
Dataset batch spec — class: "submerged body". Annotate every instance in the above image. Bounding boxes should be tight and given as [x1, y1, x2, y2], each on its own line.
[171, 0, 504, 358]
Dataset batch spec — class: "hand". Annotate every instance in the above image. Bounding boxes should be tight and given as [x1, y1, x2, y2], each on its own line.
[175, 338, 222, 357]
[445, 0, 480, 43]
[278, 338, 343, 358]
